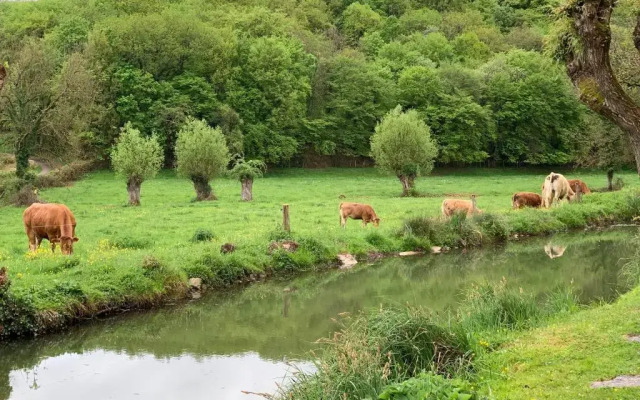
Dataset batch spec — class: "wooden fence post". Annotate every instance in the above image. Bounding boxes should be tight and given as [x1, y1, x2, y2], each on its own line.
[282, 204, 290, 232]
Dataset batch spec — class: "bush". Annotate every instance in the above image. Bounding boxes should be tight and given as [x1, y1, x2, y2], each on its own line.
[280, 307, 474, 399]
[366, 232, 396, 252]
[34, 160, 96, 188]
[298, 237, 333, 262]
[12, 184, 39, 206]
[472, 213, 510, 243]
[141, 255, 162, 270]
[379, 372, 478, 400]
[267, 226, 294, 241]
[112, 236, 152, 249]
[191, 229, 214, 243]
[459, 280, 541, 331]
[0, 284, 38, 339]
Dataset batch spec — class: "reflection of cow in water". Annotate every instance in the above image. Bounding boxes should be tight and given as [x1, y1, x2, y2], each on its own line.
[544, 243, 566, 259]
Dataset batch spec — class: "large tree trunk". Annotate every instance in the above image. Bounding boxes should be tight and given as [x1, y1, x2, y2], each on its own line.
[561, 0, 640, 173]
[127, 177, 142, 206]
[241, 178, 253, 201]
[192, 175, 216, 201]
[15, 147, 30, 179]
[397, 174, 416, 197]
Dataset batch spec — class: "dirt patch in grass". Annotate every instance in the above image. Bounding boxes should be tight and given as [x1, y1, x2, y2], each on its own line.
[591, 376, 640, 388]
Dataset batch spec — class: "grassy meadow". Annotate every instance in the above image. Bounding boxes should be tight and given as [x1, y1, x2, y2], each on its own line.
[1, 167, 639, 338]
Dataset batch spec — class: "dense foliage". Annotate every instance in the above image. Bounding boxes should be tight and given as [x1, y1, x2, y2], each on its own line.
[371, 106, 437, 195]
[0, 0, 636, 168]
[111, 123, 163, 205]
[175, 118, 230, 200]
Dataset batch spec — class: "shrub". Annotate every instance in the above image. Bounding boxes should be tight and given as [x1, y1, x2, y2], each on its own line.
[371, 106, 438, 196]
[459, 280, 541, 331]
[472, 213, 510, 243]
[0, 283, 38, 339]
[298, 237, 333, 262]
[141, 255, 162, 270]
[111, 123, 163, 206]
[175, 118, 230, 201]
[112, 236, 152, 249]
[191, 229, 214, 243]
[379, 372, 478, 400]
[268, 226, 294, 241]
[366, 232, 396, 252]
[280, 307, 474, 399]
[12, 184, 39, 206]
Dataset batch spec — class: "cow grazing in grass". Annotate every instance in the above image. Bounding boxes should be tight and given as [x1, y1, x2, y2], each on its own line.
[339, 202, 380, 228]
[567, 179, 591, 195]
[442, 195, 482, 217]
[512, 192, 542, 209]
[542, 172, 575, 208]
[23, 203, 78, 255]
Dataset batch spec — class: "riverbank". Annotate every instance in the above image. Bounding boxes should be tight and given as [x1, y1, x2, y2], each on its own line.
[278, 240, 640, 399]
[0, 168, 638, 340]
[479, 285, 640, 399]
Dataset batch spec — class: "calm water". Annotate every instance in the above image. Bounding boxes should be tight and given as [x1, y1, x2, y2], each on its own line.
[0, 229, 637, 400]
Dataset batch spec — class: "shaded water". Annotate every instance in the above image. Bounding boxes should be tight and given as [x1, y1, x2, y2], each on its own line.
[1, 229, 637, 400]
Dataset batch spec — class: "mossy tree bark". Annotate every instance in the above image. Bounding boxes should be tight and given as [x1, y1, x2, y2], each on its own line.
[127, 177, 142, 206]
[241, 178, 253, 201]
[192, 175, 216, 201]
[562, 0, 640, 173]
[398, 174, 415, 197]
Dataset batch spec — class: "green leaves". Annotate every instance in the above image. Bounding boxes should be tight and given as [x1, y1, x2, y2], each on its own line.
[175, 118, 230, 182]
[110, 122, 163, 182]
[371, 106, 438, 177]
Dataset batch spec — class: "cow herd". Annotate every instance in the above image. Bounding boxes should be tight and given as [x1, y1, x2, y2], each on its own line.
[340, 172, 592, 229]
[20, 172, 592, 255]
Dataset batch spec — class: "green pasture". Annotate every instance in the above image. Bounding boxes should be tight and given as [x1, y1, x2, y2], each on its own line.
[0, 167, 638, 337]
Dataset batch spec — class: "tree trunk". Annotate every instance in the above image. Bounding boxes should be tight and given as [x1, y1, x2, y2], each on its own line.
[192, 175, 216, 201]
[15, 146, 30, 179]
[127, 177, 142, 206]
[562, 0, 640, 174]
[607, 169, 614, 191]
[397, 174, 416, 197]
[241, 178, 253, 201]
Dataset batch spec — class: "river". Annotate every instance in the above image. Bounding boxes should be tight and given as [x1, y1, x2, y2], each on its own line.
[0, 228, 636, 400]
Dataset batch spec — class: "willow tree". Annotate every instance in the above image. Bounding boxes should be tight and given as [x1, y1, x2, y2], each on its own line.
[371, 106, 438, 196]
[555, 0, 640, 173]
[175, 118, 230, 201]
[227, 157, 266, 201]
[111, 123, 163, 206]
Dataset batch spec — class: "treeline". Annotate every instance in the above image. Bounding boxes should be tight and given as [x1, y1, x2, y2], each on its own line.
[0, 0, 635, 171]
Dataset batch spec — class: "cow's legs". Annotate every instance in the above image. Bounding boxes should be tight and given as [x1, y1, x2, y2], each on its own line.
[362, 220, 367, 228]
[51, 241, 56, 253]
[340, 214, 347, 228]
[27, 230, 38, 252]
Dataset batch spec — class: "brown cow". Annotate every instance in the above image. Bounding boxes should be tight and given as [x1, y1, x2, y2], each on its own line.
[23, 203, 79, 255]
[567, 179, 591, 195]
[339, 202, 380, 228]
[512, 192, 542, 209]
[442, 195, 482, 217]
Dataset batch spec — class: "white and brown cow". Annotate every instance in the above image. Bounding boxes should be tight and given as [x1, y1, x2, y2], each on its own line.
[542, 172, 575, 208]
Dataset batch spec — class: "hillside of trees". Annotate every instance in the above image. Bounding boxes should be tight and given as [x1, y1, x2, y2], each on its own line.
[0, 0, 638, 169]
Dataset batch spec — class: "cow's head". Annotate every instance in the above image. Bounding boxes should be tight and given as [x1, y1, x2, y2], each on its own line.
[59, 236, 79, 255]
[373, 217, 380, 227]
